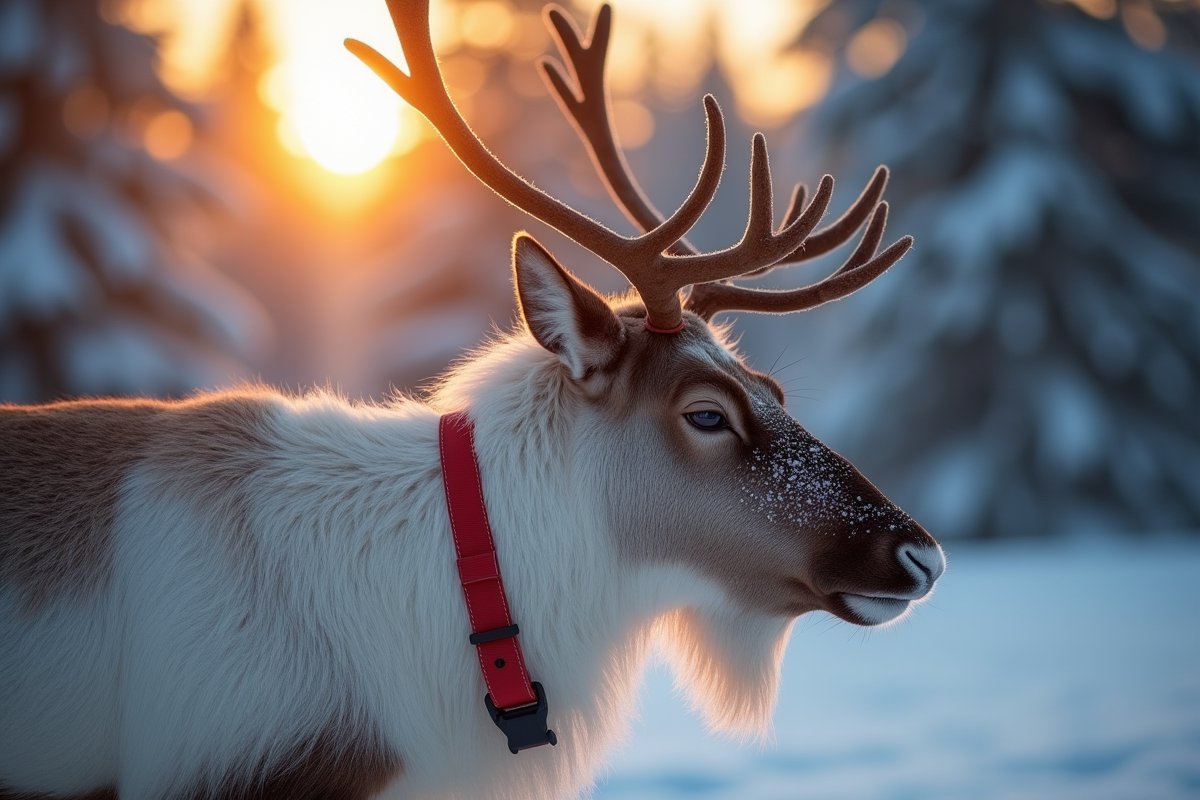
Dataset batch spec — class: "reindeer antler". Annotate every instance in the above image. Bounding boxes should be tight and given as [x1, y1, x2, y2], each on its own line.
[539, 4, 913, 319]
[346, 0, 841, 331]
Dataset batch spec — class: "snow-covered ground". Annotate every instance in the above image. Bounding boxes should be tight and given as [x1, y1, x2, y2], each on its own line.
[592, 538, 1200, 800]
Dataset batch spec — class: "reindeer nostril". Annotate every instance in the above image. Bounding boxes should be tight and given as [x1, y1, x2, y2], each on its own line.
[906, 550, 932, 579]
[898, 542, 946, 589]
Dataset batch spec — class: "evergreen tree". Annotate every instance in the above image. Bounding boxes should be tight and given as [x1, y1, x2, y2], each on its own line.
[794, 0, 1200, 537]
[0, 0, 266, 402]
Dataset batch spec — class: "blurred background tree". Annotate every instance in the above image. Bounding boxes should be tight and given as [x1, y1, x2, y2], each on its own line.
[793, 0, 1200, 538]
[0, 0, 268, 402]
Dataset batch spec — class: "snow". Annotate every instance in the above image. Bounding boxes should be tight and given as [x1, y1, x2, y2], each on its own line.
[739, 404, 910, 533]
[591, 538, 1200, 799]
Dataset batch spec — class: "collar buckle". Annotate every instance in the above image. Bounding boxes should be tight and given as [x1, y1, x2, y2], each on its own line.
[484, 681, 557, 754]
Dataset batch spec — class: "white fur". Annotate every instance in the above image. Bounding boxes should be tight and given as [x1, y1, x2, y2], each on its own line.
[0, 334, 794, 800]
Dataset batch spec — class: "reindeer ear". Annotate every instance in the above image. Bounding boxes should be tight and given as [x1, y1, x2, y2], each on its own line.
[513, 234, 625, 379]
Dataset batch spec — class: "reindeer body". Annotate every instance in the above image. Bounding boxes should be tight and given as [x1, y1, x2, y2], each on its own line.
[1, 317, 816, 800]
[2, 278, 943, 799]
[3, 2, 947, 795]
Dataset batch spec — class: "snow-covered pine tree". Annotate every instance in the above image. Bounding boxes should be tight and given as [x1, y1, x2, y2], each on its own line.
[795, 0, 1200, 537]
[0, 0, 266, 403]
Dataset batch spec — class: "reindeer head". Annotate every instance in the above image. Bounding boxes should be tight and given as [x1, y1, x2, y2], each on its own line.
[510, 234, 942, 631]
[348, 1, 943, 630]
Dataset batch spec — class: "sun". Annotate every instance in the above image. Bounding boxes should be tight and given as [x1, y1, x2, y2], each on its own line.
[257, 0, 421, 177]
[281, 56, 404, 176]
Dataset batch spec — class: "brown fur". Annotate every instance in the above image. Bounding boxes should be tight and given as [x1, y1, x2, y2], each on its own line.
[0, 394, 277, 612]
[0, 726, 400, 800]
[188, 724, 402, 800]
[0, 399, 158, 611]
[596, 313, 936, 619]
[144, 395, 277, 566]
[0, 789, 115, 800]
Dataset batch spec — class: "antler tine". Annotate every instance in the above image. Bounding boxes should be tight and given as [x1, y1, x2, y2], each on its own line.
[837, 200, 890, 276]
[539, 4, 695, 256]
[667, 138, 826, 283]
[641, 136, 835, 293]
[778, 182, 808, 233]
[640, 96, 724, 258]
[784, 165, 890, 263]
[685, 202, 914, 319]
[737, 165, 889, 279]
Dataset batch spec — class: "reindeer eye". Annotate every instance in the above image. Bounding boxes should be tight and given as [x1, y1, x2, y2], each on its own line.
[685, 410, 727, 430]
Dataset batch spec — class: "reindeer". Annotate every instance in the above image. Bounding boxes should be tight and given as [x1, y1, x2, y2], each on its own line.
[0, 2, 944, 798]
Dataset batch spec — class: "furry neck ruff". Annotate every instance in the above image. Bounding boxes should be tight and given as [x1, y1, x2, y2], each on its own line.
[438, 411, 557, 755]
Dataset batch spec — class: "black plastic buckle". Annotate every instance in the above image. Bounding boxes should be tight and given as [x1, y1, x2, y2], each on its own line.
[484, 681, 557, 755]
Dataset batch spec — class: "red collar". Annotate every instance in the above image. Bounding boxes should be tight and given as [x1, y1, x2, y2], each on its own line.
[438, 411, 556, 754]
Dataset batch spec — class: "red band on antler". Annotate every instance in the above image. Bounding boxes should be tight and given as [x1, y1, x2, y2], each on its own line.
[643, 318, 686, 334]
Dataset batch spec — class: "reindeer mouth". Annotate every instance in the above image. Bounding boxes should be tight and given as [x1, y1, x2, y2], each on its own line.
[834, 543, 945, 625]
[837, 593, 912, 626]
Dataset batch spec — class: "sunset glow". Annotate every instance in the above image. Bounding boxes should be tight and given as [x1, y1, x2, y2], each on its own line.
[147, 0, 833, 176]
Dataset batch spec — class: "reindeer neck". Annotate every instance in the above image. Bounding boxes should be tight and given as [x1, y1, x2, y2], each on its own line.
[422, 337, 714, 718]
